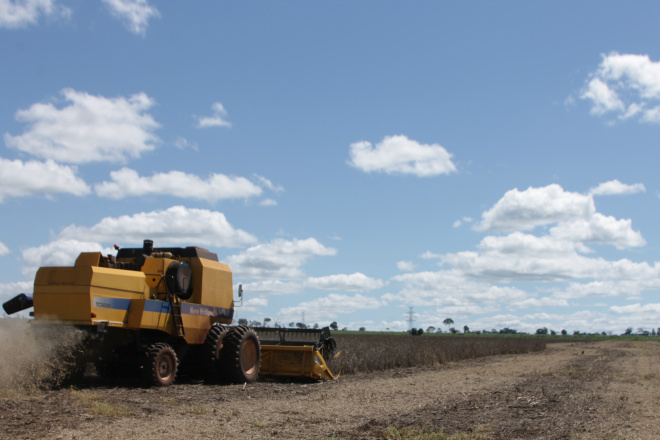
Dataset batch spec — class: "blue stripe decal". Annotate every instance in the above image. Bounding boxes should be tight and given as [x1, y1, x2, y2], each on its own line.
[144, 299, 172, 314]
[93, 297, 131, 311]
[142, 299, 233, 320]
[92, 297, 233, 321]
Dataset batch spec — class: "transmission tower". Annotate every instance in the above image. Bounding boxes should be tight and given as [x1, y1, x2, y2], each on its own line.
[406, 307, 415, 330]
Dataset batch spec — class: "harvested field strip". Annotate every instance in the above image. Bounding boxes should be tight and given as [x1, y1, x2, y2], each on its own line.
[332, 334, 546, 374]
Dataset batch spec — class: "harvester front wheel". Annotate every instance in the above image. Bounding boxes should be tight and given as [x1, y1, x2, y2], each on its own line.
[219, 326, 261, 383]
[143, 342, 178, 387]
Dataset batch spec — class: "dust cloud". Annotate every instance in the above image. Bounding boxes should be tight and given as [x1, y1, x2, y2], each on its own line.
[0, 318, 85, 395]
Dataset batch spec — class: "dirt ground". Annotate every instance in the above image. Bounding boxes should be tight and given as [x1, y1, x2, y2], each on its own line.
[1, 340, 658, 440]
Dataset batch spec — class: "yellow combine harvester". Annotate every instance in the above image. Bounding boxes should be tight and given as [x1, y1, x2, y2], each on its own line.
[3, 240, 340, 386]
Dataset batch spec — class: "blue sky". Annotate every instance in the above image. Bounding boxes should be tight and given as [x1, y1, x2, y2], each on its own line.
[1, 0, 658, 334]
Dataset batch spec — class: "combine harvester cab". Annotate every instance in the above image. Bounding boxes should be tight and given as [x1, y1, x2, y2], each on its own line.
[2, 240, 340, 386]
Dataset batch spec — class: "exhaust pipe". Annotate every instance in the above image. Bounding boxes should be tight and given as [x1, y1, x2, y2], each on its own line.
[2, 293, 33, 315]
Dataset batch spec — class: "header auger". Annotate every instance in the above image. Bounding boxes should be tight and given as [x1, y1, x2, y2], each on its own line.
[3, 239, 341, 386]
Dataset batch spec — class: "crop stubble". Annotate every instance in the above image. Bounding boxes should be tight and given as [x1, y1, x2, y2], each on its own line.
[0, 321, 658, 439]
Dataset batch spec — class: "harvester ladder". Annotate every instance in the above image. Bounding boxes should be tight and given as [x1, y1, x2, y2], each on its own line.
[168, 294, 185, 338]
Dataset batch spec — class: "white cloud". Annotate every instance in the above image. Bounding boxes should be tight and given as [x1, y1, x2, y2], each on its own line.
[580, 78, 624, 115]
[610, 303, 660, 315]
[238, 296, 268, 313]
[253, 175, 284, 193]
[58, 206, 257, 248]
[476, 183, 645, 250]
[580, 52, 660, 125]
[4, 89, 160, 164]
[589, 179, 646, 196]
[599, 53, 660, 99]
[305, 272, 386, 292]
[442, 232, 658, 283]
[515, 296, 569, 308]
[0, 0, 71, 29]
[102, 0, 159, 36]
[553, 279, 660, 300]
[391, 269, 528, 308]
[348, 135, 457, 177]
[0, 242, 9, 256]
[173, 136, 198, 151]
[476, 184, 594, 231]
[21, 239, 114, 278]
[549, 213, 645, 249]
[197, 102, 232, 128]
[397, 261, 415, 272]
[95, 168, 264, 202]
[453, 216, 473, 228]
[225, 238, 337, 280]
[0, 157, 90, 202]
[259, 199, 278, 207]
[238, 280, 303, 296]
[278, 293, 388, 323]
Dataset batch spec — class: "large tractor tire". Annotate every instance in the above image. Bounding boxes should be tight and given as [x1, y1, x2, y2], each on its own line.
[202, 324, 230, 383]
[142, 342, 178, 387]
[219, 326, 261, 383]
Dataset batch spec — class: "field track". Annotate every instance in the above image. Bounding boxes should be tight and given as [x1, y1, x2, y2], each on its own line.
[1, 340, 658, 439]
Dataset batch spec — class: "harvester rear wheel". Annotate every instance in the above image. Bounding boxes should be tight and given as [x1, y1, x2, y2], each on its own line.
[202, 325, 230, 383]
[142, 342, 178, 387]
[219, 326, 261, 383]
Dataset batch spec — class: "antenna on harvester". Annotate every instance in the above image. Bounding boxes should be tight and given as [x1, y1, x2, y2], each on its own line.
[407, 306, 415, 330]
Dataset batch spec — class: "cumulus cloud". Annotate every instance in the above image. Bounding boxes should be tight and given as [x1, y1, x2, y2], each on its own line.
[21, 239, 114, 278]
[442, 232, 657, 283]
[475, 183, 645, 250]
[95, 168, 264, 202]
[453, 217, 473, 228]
[580, 52, 660, 124]
[225, 238, 337, 280]
[197, 102, 232, 128]
[394, 181, 655, 328]
[305, 273, 386, 292]
[553, 278, 660, 301]
[278, 293, 387, 323]
[476, 184, 594, 231]
[58, 206, 257, 248]
[610, 303, 660, 315]
[397, 261, 415, 272]
[238, 280, 303, 296]
[238, 296, 269, 313]
[589, 179, 646, 196]
[0, 242, 9, 256]
[0, 0, 71, 28]
[0, 157, 90, 202]
[4, 89, 160, 164]
[348, 135, 457, 177]
[549, 213, 646, 249]
[253, 175, 284, 193]
[581, 78, 624, 115]
[390, 269, 528, 309]
[173, 136, 198, 151]
[102, 0, 159, 36]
